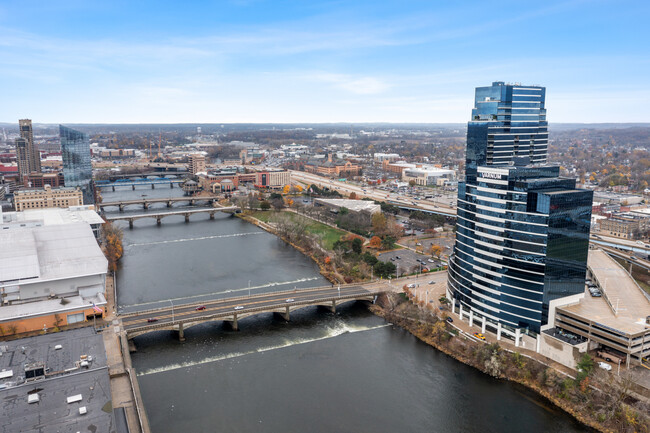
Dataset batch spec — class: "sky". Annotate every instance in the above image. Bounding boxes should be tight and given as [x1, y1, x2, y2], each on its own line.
[0, 0, 649, 124]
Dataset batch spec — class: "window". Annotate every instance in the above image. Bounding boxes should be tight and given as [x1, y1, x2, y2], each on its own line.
[67, 312, 84, 324]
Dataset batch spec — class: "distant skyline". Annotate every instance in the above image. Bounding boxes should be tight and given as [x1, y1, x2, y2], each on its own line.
[1, 0, 648, 124]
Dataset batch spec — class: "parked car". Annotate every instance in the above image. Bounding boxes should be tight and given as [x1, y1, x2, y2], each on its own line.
[598, 362, 612, 371]
[428, 259, 435, 263]
[446, 317, 453, 323]
[407, 283, 416, 289]
[428, 280, 436, 284]
[473, 332, 486, 340]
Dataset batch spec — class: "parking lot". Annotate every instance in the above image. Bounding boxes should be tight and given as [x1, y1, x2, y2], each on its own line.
[378, 248, 443, 276]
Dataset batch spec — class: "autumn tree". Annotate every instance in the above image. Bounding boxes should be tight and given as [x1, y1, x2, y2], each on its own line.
[430, 245, 443, 258]
[371, 212, 387, 235]
[102, 222, 124, 272]
[349, 192, 357, 200]
[369, 236, 382, 249]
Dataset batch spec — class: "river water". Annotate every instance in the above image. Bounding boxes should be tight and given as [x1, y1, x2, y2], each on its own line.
[105, 184, 587, 433]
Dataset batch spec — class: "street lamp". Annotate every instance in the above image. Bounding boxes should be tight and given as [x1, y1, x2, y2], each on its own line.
[169, 299, 174, 323]
[248, 280, 251, 297]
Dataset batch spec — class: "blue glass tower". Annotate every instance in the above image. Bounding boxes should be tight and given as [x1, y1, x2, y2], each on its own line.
[447, 83, 592, 337]
[60, 125, 94, 204]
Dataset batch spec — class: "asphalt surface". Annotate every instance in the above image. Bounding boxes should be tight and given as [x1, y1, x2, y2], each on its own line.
[121, 285, 379, 330]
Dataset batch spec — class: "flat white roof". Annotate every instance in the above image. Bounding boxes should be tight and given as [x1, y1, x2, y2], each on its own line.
[2, 206, 104, 226]
[0, 223, 107, 287]
[314, 198, 381, 213]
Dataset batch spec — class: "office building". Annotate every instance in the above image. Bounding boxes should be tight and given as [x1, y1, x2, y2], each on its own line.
[15, 137, 29, 182]
[60, 125, 94, 204]
[188, 153, 207, 175]
[447, 82, 593, 341]
[18, 119, 41, 175]
[13, 185, 83, 211]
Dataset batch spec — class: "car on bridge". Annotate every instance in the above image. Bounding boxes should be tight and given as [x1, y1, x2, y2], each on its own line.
[147, 318, 158, 323]
[285, 298, 295, 303]
[473, 332, 486, 340]
[195, 305, 206, 311]
[234, 306, 244, 310]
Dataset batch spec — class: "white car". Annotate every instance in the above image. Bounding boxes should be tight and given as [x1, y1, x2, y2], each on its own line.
[234, 306, 244, 310]
[285, 298, 295, 303]
[407, 284, 416, 289]
[598, 362, 612, 371]
[428, 259, 435, 263]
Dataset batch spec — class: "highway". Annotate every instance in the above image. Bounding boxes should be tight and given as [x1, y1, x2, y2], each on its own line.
[121, 284, 385, 331]
[288, 170, 457, 217]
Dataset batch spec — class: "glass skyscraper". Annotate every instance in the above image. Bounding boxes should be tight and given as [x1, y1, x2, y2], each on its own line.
[447, 82, 592, 337]
[60, 125, 94, 204]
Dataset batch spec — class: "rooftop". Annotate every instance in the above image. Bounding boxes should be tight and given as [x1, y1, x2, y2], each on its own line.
[560, 249, 650, 336]
[0, 327, 115, 432]
[313, 198, 381, 214]
[2, 205, 104, 227]
[0, 223, 107, 286]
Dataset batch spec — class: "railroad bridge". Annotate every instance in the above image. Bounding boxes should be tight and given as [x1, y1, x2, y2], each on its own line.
[120, 284, 387, 341]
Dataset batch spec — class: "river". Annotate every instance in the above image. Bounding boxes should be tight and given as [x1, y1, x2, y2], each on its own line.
[104, 184, 588, 433]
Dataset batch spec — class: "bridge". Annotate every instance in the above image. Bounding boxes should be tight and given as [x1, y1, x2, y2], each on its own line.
[99, 196, 220, 212]
[105, 171, 188, 182]
[120, 283, 388, 340]
[104, 205, 239, 228]
[95, 178, 184, 191]
[599, 245, 650, 274]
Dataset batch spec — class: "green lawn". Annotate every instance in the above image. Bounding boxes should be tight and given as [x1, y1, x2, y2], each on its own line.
[249, 210, 345, 250]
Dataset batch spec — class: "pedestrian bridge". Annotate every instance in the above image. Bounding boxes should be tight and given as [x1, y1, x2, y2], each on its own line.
[120, 283, 388, 340]
[104, 205, 239, 228]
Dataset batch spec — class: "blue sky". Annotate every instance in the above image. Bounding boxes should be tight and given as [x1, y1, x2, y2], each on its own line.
[1, 0, 648, 123]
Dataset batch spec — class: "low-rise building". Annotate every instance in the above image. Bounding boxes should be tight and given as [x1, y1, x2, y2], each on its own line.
[13, 184, 83, 211]
[598, 213, 648, 239]
[0, 223, 108, 334]
[1, 205, 104, 237]
[402, 167, 455, 186]
[313, 198, 381, 214]
[304, 155, 361, 178]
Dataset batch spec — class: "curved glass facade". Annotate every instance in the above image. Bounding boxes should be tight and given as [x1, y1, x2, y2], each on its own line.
[448, 83, 592, 334]
[60, 125, 94, 204]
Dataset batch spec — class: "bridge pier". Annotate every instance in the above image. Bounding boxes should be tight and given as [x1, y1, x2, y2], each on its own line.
[119, 204, 124, 212]
[128, 218, 134, 229]
[184, 213, 190, 223]
[189, 199, 195, 206]
[170, 182, 174, 188]
[230, 314, 239, 331]
[275, 306, 290, 321]
[209, 212, 215, 220]
[151, 183, 155, 189]
[143, 202, 149, 210]
[167, 200, 173, 207]
[156, 217, 162, 226]
[177, 323, 185, 342]
[112, 186, 115, 192]
[132, 185, 135, 190]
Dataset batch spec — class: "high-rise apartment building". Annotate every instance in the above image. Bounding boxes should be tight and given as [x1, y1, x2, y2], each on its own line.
[447, 82, 592, 339]
[18, 119, 41, 175]
[60, 125, 94, 204]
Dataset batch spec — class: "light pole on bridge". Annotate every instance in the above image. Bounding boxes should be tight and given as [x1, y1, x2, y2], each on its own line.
[169, 299, 174, 323]
[248, 280, 251, 297]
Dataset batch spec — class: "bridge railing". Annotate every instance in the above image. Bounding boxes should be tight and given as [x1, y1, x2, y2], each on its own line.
[120, 282, 385, 318]
[124, 291, 383, 331]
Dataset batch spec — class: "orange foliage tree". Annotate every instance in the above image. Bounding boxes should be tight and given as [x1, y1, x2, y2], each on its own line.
[369, 236, 382, 249]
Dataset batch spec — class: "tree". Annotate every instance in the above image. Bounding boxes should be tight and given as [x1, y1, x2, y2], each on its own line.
[430, 245, 443, 258]
[408, 180, 416, 188]
[381, 236, 396, 250]
[349, 192, 357, 200]
[351, 238, 363, 254]
[260, 200, 271, 211]
[102, 222, 124, 272]
[373, 260, 396, 278]
[339, 207, 349, 216]
[371, 212, 387, 235]
[369, 236, 382, 249]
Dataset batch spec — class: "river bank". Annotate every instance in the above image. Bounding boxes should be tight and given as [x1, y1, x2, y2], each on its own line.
[370, 293, 650, 433]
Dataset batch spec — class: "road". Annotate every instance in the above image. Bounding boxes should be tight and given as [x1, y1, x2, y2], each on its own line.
[288, 170, 457, 217]
[121, 284, 386, 330]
